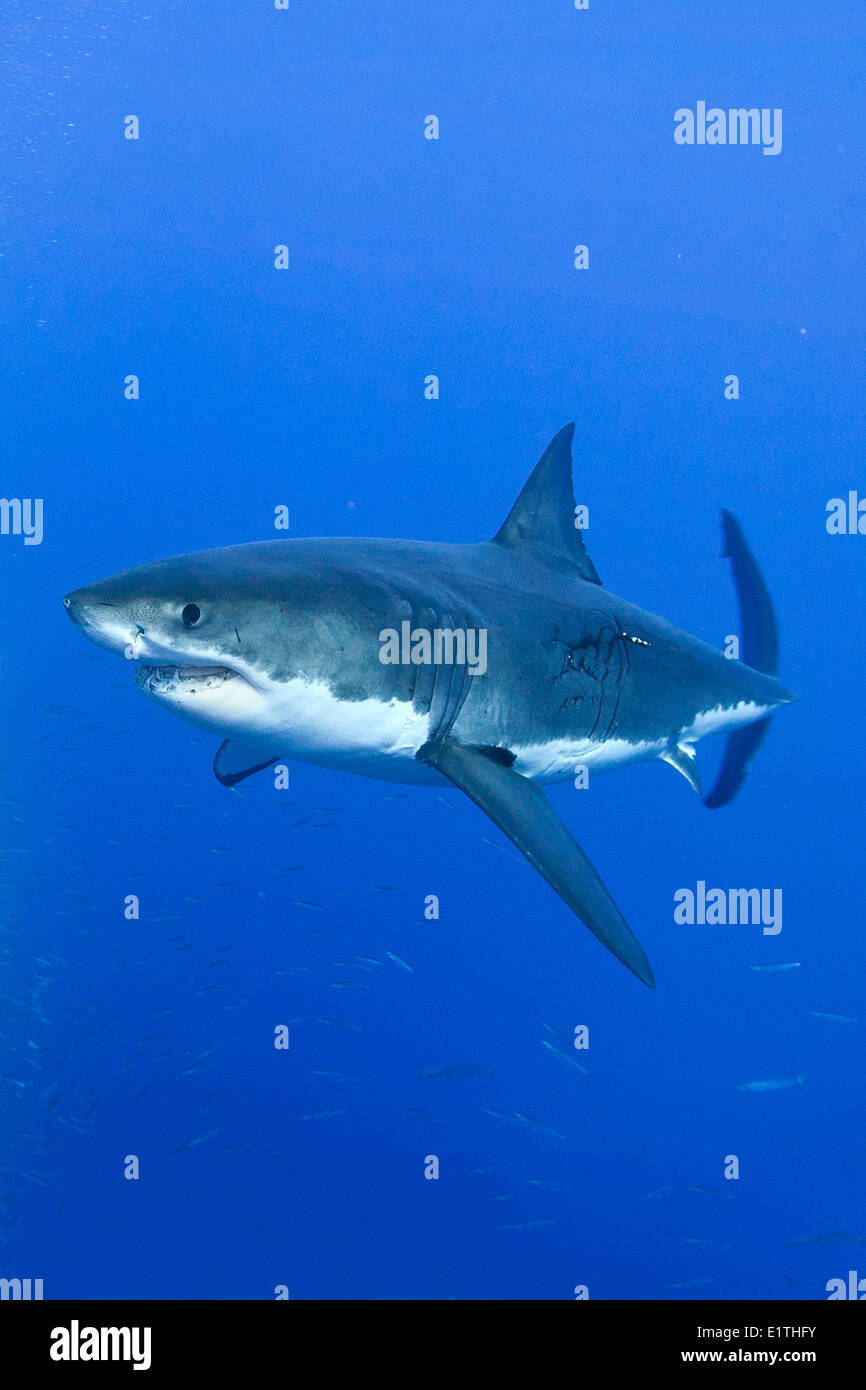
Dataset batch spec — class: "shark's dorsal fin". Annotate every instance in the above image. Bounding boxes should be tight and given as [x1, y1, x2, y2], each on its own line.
[492, 423, 602, 585]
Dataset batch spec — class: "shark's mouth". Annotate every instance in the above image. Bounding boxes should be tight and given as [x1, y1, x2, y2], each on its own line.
[135, 664, 241, 695]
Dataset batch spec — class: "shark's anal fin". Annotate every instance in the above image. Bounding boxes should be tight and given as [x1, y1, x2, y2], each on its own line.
[420, 737, 655, 987]
[213, 739, 280, 787]
[660, 741, 701, 795]
[704, 510, 780, 810]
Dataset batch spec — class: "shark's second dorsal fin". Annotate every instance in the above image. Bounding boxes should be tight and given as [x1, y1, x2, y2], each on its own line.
[492, 423, 602, 585]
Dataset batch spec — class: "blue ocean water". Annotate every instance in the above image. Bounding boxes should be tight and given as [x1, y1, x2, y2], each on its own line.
[1, 1, 864, 1301]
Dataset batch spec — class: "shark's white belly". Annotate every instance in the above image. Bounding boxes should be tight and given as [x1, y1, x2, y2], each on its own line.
[510, 735, 667, 782]
[155, 664, 776, 788]
[509, 699, 775, 783]
[217, 676, 672, 786]
[679, 699, 773, 742]
[249, 678, 674, 785]
[232, 676, 443, 783]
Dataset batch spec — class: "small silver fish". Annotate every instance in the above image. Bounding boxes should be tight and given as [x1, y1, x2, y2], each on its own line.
[485, 1109, 565, 1140]
[786, 1231, 857, 1247]
[738, 1075, 804, 1092]
[385, 950, 416, 974]
[171, 1127, 224, 1154]
[541, 1021, 574, 1047]
[540, 1040, 587, 1074]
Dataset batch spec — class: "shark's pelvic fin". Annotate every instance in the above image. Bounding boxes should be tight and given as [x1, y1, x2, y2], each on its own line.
[703, 509, 779, 810]
[421, 737, 655, 987]
[660, 741, 702, 795]
[213, 739, 280, 787]
[492, 423, 602, 586]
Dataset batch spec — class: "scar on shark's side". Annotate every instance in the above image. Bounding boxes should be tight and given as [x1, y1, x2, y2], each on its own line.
[65, 425, 797, 986]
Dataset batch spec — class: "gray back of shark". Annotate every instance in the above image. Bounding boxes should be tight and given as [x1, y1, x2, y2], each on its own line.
[64, 424, 796, 987]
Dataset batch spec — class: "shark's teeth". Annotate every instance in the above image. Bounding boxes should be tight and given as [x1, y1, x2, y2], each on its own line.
[135, 664, 238, 694]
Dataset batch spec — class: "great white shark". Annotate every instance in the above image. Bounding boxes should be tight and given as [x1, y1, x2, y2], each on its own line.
[64, 425, 796, 987]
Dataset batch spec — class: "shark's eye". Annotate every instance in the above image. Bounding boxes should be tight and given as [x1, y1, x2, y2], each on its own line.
[181, 603, 201, 627]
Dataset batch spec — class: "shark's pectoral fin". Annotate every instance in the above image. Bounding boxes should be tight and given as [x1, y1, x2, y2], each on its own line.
[420, 737, 655, 987]
[660, 741, 701, 795]
[213, 739, 281, 787]
[704, 510, 780, 810]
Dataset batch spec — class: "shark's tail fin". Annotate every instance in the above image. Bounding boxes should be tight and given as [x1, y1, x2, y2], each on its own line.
[703, 510, 785, 810]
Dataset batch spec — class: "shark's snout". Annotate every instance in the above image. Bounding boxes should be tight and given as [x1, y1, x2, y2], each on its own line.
[63, 587, 101, 633]
[63, 587, 105, 624]
[63, 576, 267, 743]
[63, 588, 135, 656]
[62, 590, 81, 621]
